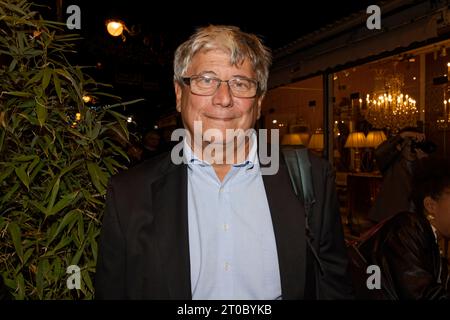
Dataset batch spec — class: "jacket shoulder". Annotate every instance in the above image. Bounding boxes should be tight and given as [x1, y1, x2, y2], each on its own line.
[109, 152, 177, 190]
[361, 211, 434, 253]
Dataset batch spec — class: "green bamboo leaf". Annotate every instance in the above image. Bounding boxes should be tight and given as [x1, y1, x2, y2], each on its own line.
[17, 111, 38, 126]
[25, 69, 43, 87]
[92, 91, 121, 99]
[52, 257, 63, 281]
[22, 247, 34, 266]
[1, 91, 33, 97]
[83, 269, 94, 293]
[36, 260, 44, 300]
[8, 58, 17, 72]
[18, 99, 35, 109]
[42, 68, 52, 90]
[53, 72, 62, 103]
[59, 159, 83, 177]
[46, 236, 72, 256]
[8, 222, 24, 263]
[3, 278, 15, 293]
[36, 259, 46, 299]
[103, 157, 116, 175]
[2, 1, 27, 15]
[46, 209, 80, 246]
[29, 161, 45, 183]
[77, 213, 85, 243]
[27, 156, 40, 176]
[86, 161, 106, 194]
[36, 98, 47, 127]
[90, 237, 98, 260]
[105, 98, 145, 109]
[47, 191, 79, 216]
[13, 155, 37, 162]
[16, 273, 25, 300]
[70, 241, 86, 266]
[90, 121, 101, 140]
[68, 127, 87, 140]
[105, 140, 129, 162]
[107, 110, 129, 140]
[0, 166, 14, 185]
[46, 177, 60, 213]
[54, 68, 82, 100]
[1, 182, 19, 204]
[30, 200, 49, 216]
[15, 163, 30, 190]
[17, 31, 26, 52]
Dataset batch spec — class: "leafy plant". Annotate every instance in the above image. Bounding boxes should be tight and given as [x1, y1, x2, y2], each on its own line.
[0, 0, 141, 299]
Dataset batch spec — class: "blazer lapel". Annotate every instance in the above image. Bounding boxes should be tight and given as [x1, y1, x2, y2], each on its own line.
[151, 162, 192, 299]
[262, 161, 307, 299]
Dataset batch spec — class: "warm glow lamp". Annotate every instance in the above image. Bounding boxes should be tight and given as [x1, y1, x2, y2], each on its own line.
[345, 132, 367, 172]
[106, 20, 125, 37]
[308, 130, 324, 151]
[281, 133, 304, 146]
[365, 130, 387, 148]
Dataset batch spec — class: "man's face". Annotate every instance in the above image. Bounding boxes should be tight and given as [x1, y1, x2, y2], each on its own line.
[174, 49, 263, 145]
[426, 188, 450, 238]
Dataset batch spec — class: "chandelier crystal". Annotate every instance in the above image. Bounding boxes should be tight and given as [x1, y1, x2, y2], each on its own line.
[366, 71, 419, 131]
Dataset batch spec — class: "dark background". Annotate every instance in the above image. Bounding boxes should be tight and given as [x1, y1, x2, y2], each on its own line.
[37, 0, 383, 133]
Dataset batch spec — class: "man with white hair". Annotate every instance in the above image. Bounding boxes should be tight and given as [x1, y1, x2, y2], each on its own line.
[95, 25, 353, 300]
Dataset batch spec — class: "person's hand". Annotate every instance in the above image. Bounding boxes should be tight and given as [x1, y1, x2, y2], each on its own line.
[399, 131, 425, 142]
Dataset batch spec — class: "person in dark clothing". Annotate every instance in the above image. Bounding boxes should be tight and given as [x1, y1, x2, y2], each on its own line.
[368, 127, 429, 223]
[358, 157, 450, 299]
[141, 130, 162, 160]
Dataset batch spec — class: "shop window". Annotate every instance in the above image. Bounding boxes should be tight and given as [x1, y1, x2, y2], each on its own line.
[261, 75, 324, 154]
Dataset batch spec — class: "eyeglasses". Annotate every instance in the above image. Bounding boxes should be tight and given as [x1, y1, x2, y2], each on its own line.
[181, 75, 259, 98]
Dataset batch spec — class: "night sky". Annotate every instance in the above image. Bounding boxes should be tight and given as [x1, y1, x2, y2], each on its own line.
[37, 0, 384, 132]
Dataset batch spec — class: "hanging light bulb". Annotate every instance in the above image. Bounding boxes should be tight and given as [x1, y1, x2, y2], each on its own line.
[106, 20, 124, 37]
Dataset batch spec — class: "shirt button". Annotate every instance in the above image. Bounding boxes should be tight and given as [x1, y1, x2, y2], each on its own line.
[223, 224, 229, 231]
[224, 262, 231, 271]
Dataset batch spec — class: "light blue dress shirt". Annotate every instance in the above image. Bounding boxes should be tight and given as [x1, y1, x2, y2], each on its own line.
[184, 135, 282, 300]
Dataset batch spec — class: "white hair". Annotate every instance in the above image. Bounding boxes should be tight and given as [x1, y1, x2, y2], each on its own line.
[173, 25, 272, 94]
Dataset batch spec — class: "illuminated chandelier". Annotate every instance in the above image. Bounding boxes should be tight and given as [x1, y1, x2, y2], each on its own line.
[366, 71, 419, 131]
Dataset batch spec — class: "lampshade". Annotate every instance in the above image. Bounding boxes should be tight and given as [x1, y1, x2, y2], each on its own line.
[308, 132, 324, 150]
[365, 130, 387, 148]
[281, 133, 304, 145]
[344, 132, 367, 148]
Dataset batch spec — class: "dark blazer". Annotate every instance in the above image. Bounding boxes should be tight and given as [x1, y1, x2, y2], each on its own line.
[95, 151, 353, 299]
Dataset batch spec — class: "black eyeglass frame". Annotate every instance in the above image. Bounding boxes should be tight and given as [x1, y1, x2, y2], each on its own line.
[181, 75, 260, 98]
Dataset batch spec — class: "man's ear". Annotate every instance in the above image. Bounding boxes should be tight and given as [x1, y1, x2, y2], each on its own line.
[174, 81, 183, 112]
[424, 196, 437, 216]
[256, 94, 265, 120]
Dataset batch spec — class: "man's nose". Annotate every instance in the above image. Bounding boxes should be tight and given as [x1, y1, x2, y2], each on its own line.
[212, 81, 233, 107]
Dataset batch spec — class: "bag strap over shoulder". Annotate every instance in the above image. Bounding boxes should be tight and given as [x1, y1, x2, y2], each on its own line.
[282, 148, 316, 222]
[282, 148, 323, 275]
